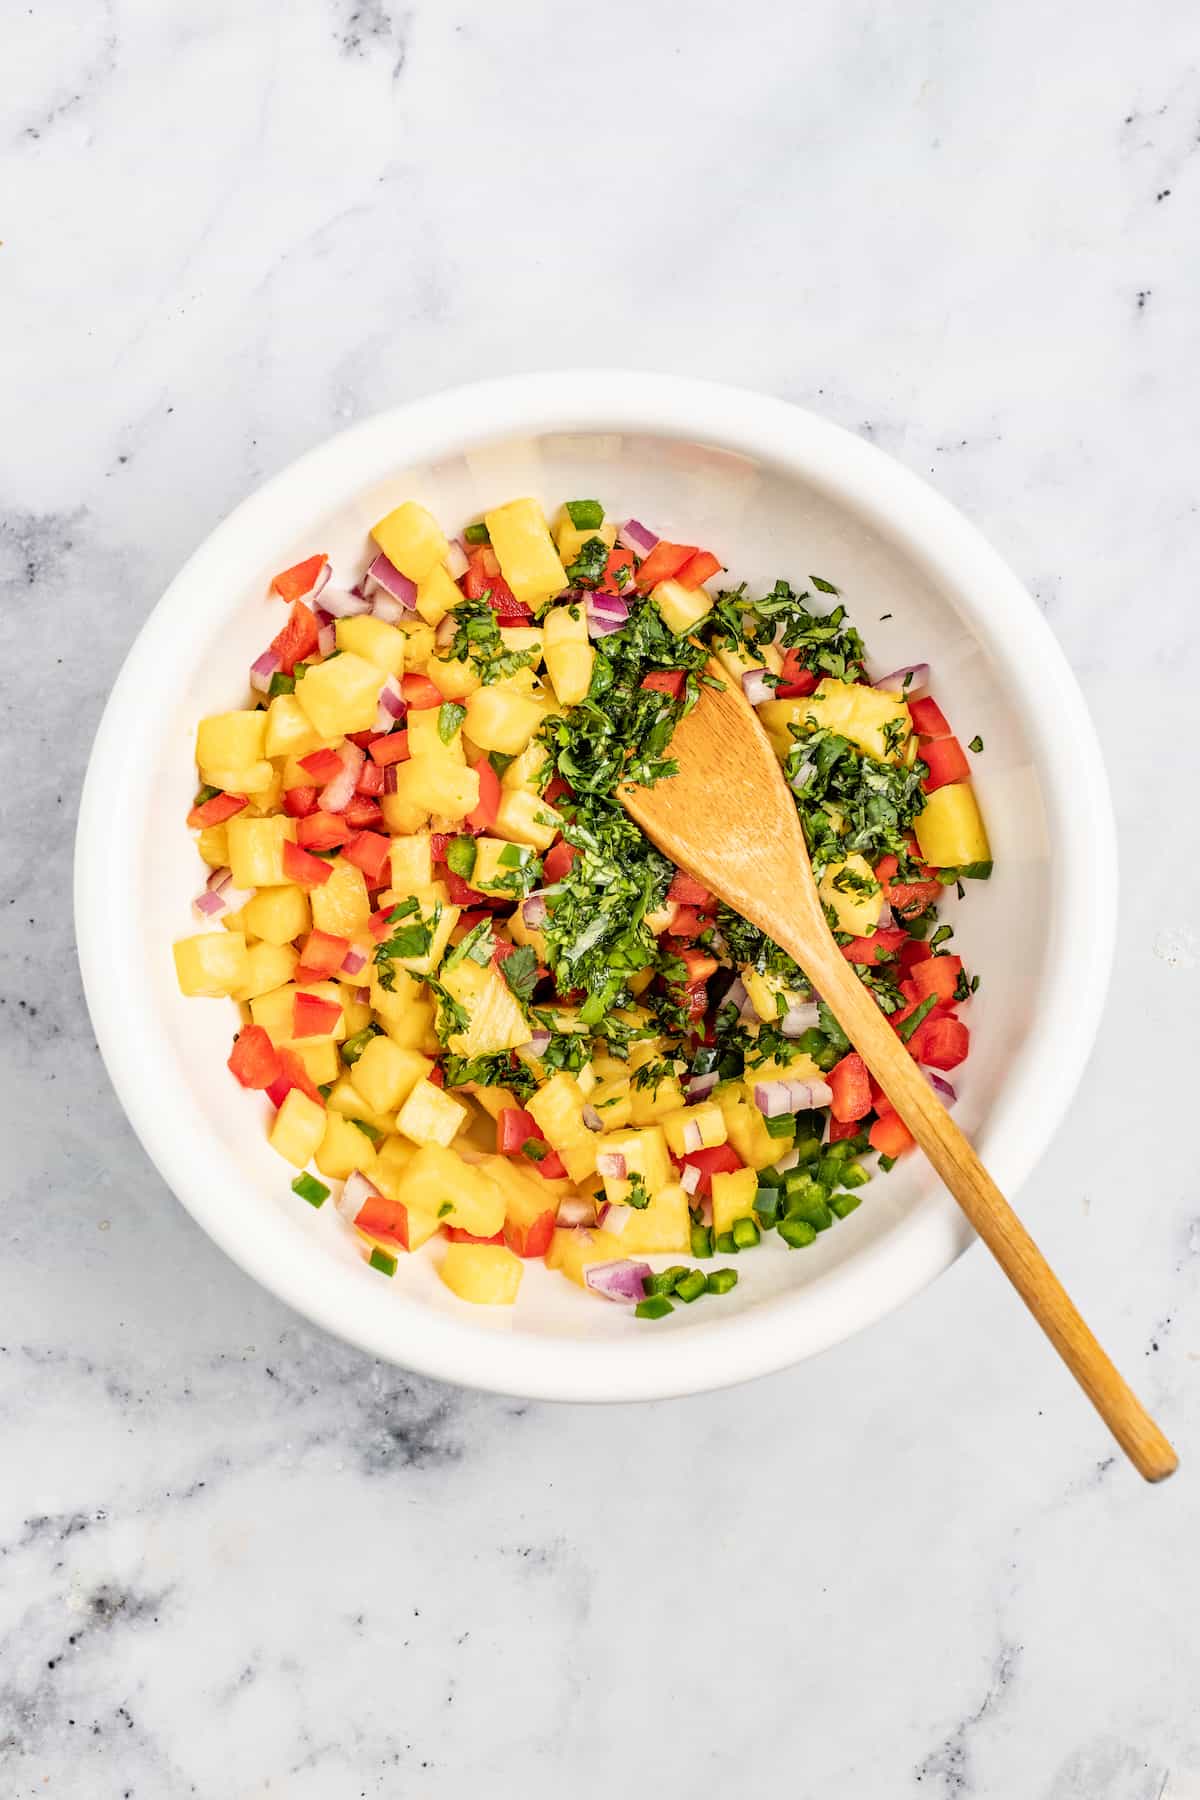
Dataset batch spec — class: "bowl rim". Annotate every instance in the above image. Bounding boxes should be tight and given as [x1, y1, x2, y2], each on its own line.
[74, 370, 1117, 1402]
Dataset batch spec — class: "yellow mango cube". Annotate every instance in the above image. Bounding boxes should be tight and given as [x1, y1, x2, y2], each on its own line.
[407, 705, 465, 762]
[415, 564, 463, 626]
[371, 501, 448, 581]
[554, 516, 616, 563]
[594, 1125, 672, 1204]
[226, 815, 296, 889]
[173, 931, 249, 997]
[493, 787, 560, 851]
[484, 497, 568, 608]
[651, 579, 715, 635]
[440, 1241, 523, 1305]
[295, 652, 385, 738]
[463, 686, 546, 755]
[395, 1143, 504, 1236]
[501, 741, 549, 790]
[315, 1112, 380, 1181]
[818, 852, 884, 937]
[659, 1102, 728, 1158]
[612, 1182, 690, 1255]
[310, 858, 371, 938]
[389, 832, 434, 891]
[499, 626, 544, 669]
[380, 791, 431, 836]
[545, 1227, 629, 1288]
[803, 678, 911, 764]
[269, 1090, 326, 1169]
[232, 940, 298, 1001]
[196, 823, 230, 868]
[372, 1134, 418, 1202]
[390, 756, 479, 822]
[428, 654, 482, 702]
[350, 1037, 433, 1115]
[717, 1089, 791, 1170]
[588, 1077, 632, 1132]
[196, 711, 267, 775]
[293, 1039, 341, 1086]
[395, 1077, 468, 1148]
[334, 615, 407, 678]
[914, 783, 991, 868]
[242, 884, 310, 946]
[542, 603, 595, 705]
[262, 694, 322, 760]
[711, 1167, 760, 1235]
[528, 1072, 597, 1183]
[439, 960, 530, 1058]
[250, 979, 346, 1047]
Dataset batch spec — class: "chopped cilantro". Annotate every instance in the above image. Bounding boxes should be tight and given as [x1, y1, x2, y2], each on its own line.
[625, 1172, 651, 1210]
[444, 596, 537, 685]
[968, 735, 983, 753]
[445, 835, 477, 880]
[498, 945, 539, 1004]
[564, 534, 610, 588]
[438, 701, 466, 744]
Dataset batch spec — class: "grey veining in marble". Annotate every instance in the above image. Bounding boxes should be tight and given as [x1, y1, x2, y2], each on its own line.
[4, 0, 1200, 1793]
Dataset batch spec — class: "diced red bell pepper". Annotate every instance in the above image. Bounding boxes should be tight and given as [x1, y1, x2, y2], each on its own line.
[840, 927, 907, 965]
[869, 1113, 915, 1157]
[343, 797, 383, 830]
[353, 1194, 412, 1247]
[299, 747, 345, 784]
[673, 946, 719, 985]
[401, 673, 443, 711]
[667, 906, 713, 940]
[368, 730, 411, 766]
[543, 775, 574, 805]
[889, 880, 944, 917]
[667, 870, 713, 907]
[281, 784, 319, 818]
[370, 904, 399, 940]
[909, 696, 952, 739]
[921, 736, 971, 792]
[297, 929, 350, 978]
[429, 833, 453, 863]
[466, 757, 500, 832]
[908, 1014, 969, 1070]
[600, 546, 635, 594]
[641, 669, 686, 700]
[265, 1047, 325, 1109]
[343, 830, 392, 883]
[187, 790, 247, 829]
[293, 992, 342, 1038]
[227, 1025, 281, 1090]
[427, 1063, 445, 1088]
[679, 1143, 744, 1197]
[296, 812, 352, 851]
[682, 981, 708, 1020]
[634, 541, 698, 592]
[442, 1225, 506, 1245]
[497, 1107, 541, 1155]
[504, 1208, 557, 1259]
[542, 839, 579, 883]
[868, 1075, 895, 1117]
[270, 600, 320, 675]
[826, 1115, 861, 1144]
[468, 544, 501, 578]
[345, 730, 377, 749]
[775, 648, 818, 699]
[461, 558, 533, 619]
[270, 554, 327, 603]
[912, 955, 963, 1005]
[898, 938, 934, 971]
[445, 870, 494, 906]
[355, 760, 385, 796]
[828, 1051, 872, 1122]
[282, 839, 334, 887]
[674, 548, 722, 589]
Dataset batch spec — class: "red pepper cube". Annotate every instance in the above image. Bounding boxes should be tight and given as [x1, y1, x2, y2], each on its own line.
[921, 737, 971, 792]
[828, 1052, 871, 1122]
[227, 1025, 282, 1090]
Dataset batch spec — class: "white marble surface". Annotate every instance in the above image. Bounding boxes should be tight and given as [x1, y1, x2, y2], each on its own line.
[4, 0, 1199, 1792]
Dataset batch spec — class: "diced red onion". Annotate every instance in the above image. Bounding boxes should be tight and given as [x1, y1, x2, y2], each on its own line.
[195, 867, 253, 917]
[435, 614, 458, 647]
[319, 584, 373, 620]
[582, 1103, 603, 1133]
[341, 947, 367, 976]
[924, 1069, 958, 1106]
[597, 1203, 631, 1235]
[873, 662, 930, 696]
[681, 1119, 705, 1154]
[556, 1195, 595, 1228]
[596, 1151, 627, 1180]
[317, 623, 337, 658]
[354, 985, 371, 1005]
[584, 1258, 650, 1303]
[374, 674, 405, 732]
[445, 539, 470, 580]
[723, 976, 748, 1018]
[193, 886, 228, 918]
[250, 648, 281, 694]
[741, 669, 775, 707]
[522, 893, 549, 930]
[365, 553, 418, 610]
[370, 590, 408, 625]
[685, 1070, 719, 1101]
[206, 866, 233, 892]
[680, 1162, 702, 1197]
[753, 1077, 833, 1117]
[337, 1169, 383, 1224]
[780, 1002, 820, 1038]
[876, 901, 894, 931]
[527, 1029, 551, 1057]
[617, 518, 658, 557]
[319, 743, 364, 814]
[586, 593, 630, 638]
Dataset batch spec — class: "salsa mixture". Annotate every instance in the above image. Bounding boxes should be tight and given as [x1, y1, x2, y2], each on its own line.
[174, 496, 991, 1317]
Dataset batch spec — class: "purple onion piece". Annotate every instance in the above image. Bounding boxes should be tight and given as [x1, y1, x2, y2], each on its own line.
[617, 518, 659, 557]
[584, 1258, 651, 1303]
[741, 669, 775, 707]
[318, 584, 373, 619]
[873, 662, 930, 696]
[366, 552, 418, 609]
[685, 1069, 719, 1101]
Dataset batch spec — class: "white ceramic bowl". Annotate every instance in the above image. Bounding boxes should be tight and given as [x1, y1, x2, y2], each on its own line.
[75, 372, 1116, 1401]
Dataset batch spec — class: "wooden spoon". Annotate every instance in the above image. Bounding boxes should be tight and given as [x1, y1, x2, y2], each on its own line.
[620, 663, 1177, 1483]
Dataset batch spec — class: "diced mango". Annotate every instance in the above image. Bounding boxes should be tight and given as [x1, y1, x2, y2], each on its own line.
[427, 654, 482, 702]
[371, 502, 448, 582]
[389, 832, 434, 891]
[380, 791, 431, 836]
[554, 515, 616, 563]
[173, 931, 249, 997]
[232, 940, 298, 1001]
[501, 741, 549, 791]
[415, 564, 463, 627]
[914, 783, 991, 868]
[390, 757, 479, 822]
[196, 711, 267, 776]
[440, 1241, 524, 1305]
[717, 1088, 791, 1170]
[350, 1037, 433, 1115]
[242, 883, 310, 946]
[594, 1125, 672, 1204]
[545, 1227, 630, 1288]
[527, 1073, 597, 1183]
[629, 1074, 686, 1125]
[269, 1089, 326, 1169]
[293, 1039, 341, 1086]
[659, 1102, 727, 1158]
[803, 678, 911, 764]
[196, 823, 230, 868]
[611, 1181, 690, 1255]
[310, 858, 371, 939]
[372, 1134, 418, 1202]
[334, 615, 407, 678]
[439, 958, 530, 1058]
[542, 603, 595, 705]
[394, 1143, 504, 1236]
[249, 979, 346, 1047]
[493, 787, 560, 850]
[226, 815, 296, 889]
[395, 1078, 468, 1148]
[587, 1077, 632, 1131]
[711, 1167, 760, 1235]
[315, 1112, 380, 1181]
[263, 693, 323, 760]
[818, 852, 884, 937]
[471, 836, 535, 897]
[407, 706, 466, 763]
[484, 498, 568, 608]
[295, 652, 385, 738]
[463, 686, 547, 755]
[651, 578, 715, 635]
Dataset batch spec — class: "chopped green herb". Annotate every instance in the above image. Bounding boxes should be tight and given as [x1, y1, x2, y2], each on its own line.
[437, 1201, 453, 1217]
[968, 735, 983, 754]
[438, 701, 467, 744]
[624, 1171, 651, 1211]
[898, 994, 939, 1042]
[499, 945, 540, 1004]
[565, 534, 610, 588]
[341, 1024, 382, 1065]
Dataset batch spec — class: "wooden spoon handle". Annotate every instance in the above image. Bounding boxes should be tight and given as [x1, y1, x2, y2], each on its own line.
[792, 937, 1178, 1483]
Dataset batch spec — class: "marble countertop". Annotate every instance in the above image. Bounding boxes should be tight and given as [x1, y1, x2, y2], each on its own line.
[4, 0, 1199, 1793]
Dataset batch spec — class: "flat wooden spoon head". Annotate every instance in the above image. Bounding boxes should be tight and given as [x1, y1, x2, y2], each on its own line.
[621, 663, 1178, 1483]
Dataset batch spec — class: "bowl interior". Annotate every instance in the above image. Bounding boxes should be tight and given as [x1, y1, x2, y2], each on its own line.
[78, 381, 1110, 1400]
